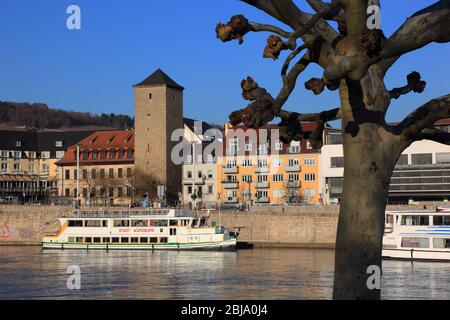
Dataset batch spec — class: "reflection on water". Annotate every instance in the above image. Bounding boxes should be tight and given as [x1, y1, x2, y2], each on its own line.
[0, 246, 448, 299]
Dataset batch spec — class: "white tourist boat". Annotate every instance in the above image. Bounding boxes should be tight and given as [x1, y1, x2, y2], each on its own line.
[383, 206, 450, 261]
[42, 208, 237, 251]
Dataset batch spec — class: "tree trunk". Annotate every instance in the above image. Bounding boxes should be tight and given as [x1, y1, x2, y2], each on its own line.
[333, 79, 400, 300]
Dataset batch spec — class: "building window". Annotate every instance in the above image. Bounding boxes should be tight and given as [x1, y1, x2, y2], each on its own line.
[118, 187, 123, 197]
[272, 189, 284, 198]
[257, 175, 268, 183]
[275, 141, 283, 151]
[65, 188, 70, 197]
[74, 169, 78, 180]
[149, 93, 152, 99]
[82, 188, 88, 197]
[65, 170, 70, 180]
[273, 174, 283, 182]
[55, 141, 63, 147]
[13, 151, 21, 160]
[257, 159, 268, 167]
[28, 151, 36, 159]
[288, 174, 299, 182]
[41, 151, 50, 159]
[101, 151, 107, 160]
[56, 151, 65, 159]
[100, 169, 105, 179]
[436, 153, 450, 164]
[118, 150, 124, 160]
[13, 163, 20, 173]
[304, 173, 316, 182]
[15, 141, 21, 147]
[306, 141, 312, 149]
[258, 144, 268, 155]
[288, 159, 299, 167]
[127, 150, 133, 159]
[91, 169, 96, 179]
[92, 152, 98, 160]
[127, 168, 132, 177]
[109, 168, 114, 178]
[110, 150, 115, 159]
[126, 187, 132, 197]
[208, 185, 213, 194]
[187, 186, 192, 194]
[242, 175, 252, 183]
[304, 188, 316, 198]
[82, 169, 88, 179]
[83, 152, 89, 160]
[330, 157, 344, 168]
[1, 151, 8, 160]
[304, 158, 315, 166]
[1, 163, 8, 173]
[411, 153, 432, 165]
[118, 168, 123, 178]
[242, 159, 253, 167]
[207, 170, 213, 179]
[272, 157, 282, 167]
[187, 171, 192, 179]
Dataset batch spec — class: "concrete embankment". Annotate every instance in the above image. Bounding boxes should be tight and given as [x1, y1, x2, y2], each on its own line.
[0, 202, 446, 247]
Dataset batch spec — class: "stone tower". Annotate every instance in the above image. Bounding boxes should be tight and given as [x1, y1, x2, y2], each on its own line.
[133, 69, 184, 204]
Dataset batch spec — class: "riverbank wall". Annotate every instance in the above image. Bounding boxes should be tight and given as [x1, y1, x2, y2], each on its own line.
[0, 202, 446, 247]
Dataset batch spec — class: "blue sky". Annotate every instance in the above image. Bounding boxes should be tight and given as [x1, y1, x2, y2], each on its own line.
[0, 0, 448, 125]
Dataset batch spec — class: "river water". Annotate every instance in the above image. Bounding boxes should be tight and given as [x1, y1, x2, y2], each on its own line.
[0, 246, 449, 300]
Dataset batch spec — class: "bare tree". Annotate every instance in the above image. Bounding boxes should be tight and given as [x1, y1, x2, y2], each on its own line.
[215, 0, 450, 299]
[126, 168, 161, 205]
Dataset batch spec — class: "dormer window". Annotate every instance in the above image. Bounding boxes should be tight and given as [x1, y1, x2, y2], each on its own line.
[92, 152, 98, 160]
[15, 141, 21, 147]
[55, 141, 63, 147]
[110, 150, 115, 159]
[83, 151, 89, 160]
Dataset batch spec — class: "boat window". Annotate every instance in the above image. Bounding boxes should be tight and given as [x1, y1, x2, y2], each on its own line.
[160, 237, 168, 243]
[169, 220, 178, 226]
[433, 238, 450, 249]
[114, 220, 130, 227]
[121, 237, 129, 243]
[385, 215, 394, 225]
[401, 237, 430, 248]
[132, 220, 149, 227]
[93, 237, 101, 243]
[131, 237, 139, 243]
[150, 237, 158, 243]
[85, 237, 92, 243]
[182, 219, 190, 226]
[199, 218, 207, 227]
[68, 237, 75, 242]
[192, 219, 198, 227]
[84, 220, 101, 227]
[76, 237, 83, 243]
[102, 220, 108, 227]
[112, 237, 120, 243]
[433, 215, 450, 226]
[68, 220, 83, 227]
[149, 220, 168, 227]
[102, 237, 110, 243]
[140, 237, 148, 243]
[170, 228, 177, 236]
[400, 215, 430, 226]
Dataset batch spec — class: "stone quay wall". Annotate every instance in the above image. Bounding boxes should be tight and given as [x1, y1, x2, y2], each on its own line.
[0, 201, 447, 247]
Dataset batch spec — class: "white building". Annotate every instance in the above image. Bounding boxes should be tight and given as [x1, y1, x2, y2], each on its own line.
[182, 119, 220, 209]
[319, 124, 450, 204]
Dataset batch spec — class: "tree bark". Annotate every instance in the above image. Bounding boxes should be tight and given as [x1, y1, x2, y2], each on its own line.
[332, 79, 400, 299]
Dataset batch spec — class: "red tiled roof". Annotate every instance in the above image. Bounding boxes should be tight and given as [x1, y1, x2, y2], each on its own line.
[57, 130, 135, 165]
[223, 122, 319, 155]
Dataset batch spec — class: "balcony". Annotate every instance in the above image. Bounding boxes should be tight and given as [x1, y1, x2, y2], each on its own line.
[255, 182, 270, 189]
[254, 166, 269, 173]
[223, 166, 239, 174]
[182, 178, 205, 185]
[224, 197, 238, 204]
[285, 181, 301, 188]
[255, 197, 269, 203]
[222, 181, 239, 189]
[285, 165, 300, 172]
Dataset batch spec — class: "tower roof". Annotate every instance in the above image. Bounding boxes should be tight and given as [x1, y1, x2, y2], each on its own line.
[133, 69, 184, 90]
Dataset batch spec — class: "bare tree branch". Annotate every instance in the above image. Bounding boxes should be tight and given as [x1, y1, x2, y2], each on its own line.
[305, 0, 345, 23]
[389, 71, 426, 99]
[397, 94, 450, 139]
[324, 1, 450, 82]
[250, 22, 292, 38]
[240, 0, 283, 21]
[411, 127, 450, 145]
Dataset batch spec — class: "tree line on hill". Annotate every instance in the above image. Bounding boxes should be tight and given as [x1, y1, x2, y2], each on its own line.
[0, 101, 134, 129]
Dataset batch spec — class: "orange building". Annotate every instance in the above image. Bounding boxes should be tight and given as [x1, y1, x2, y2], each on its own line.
[217, 123, 320, 206]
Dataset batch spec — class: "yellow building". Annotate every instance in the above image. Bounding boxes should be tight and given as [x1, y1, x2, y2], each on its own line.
[217, 124, 320, 206]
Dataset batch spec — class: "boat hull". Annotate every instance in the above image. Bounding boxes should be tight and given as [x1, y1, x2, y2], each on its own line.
[42, 238, 237, 251]
[382, 248, 450, 262]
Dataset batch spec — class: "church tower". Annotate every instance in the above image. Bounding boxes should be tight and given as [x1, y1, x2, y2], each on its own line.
[133, 69, 184, 204]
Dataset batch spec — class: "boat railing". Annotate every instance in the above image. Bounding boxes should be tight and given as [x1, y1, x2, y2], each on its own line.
[64, 208, 192, 219]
